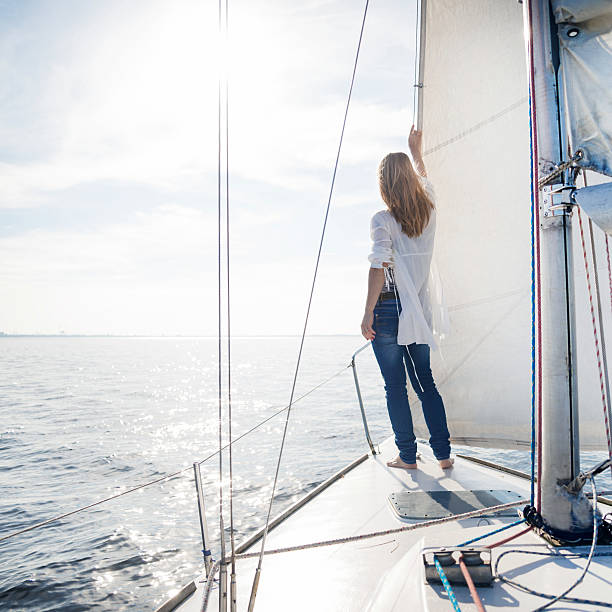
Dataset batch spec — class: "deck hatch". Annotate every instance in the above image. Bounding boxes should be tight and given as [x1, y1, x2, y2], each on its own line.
[388, 489, 523, 520]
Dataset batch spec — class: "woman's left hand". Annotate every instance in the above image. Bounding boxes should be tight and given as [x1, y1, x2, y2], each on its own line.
[408, 124, 422, 157]
[361, 310, 376, 341]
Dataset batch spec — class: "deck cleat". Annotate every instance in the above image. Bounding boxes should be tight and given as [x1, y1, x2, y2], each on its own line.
[423, 546, 493, 586]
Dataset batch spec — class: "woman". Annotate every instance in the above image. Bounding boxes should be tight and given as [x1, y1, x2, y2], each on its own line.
[361, 126, 452, 470]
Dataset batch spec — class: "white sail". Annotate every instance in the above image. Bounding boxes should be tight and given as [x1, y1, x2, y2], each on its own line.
[415, 0, 609, 451]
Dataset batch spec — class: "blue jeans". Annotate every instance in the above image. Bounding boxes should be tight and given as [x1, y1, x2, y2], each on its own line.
[372, 298, 451, 464]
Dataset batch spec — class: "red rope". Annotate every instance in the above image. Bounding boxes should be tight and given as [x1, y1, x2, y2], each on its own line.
[577, 208, 612, 462]
[526, 0, 543, 512]
[606, 234, 612, 316]
[456, 524, 533, 612]
[458, 555, 486, 612]
[486, 526, 532, 550]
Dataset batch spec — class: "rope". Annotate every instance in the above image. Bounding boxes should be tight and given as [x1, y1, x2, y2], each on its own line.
[485, 526, 531, 549]
[456, 519, 525, 548]
[201, 559, 221, 611]
[526, 0, 543, 511]
[606, 234, 612, 314]
[0, 365, 349, 545]
[537, 150, 582, 189]
[434, 557, 462, 612]
[577, 208, 612, 465]
[247, 3, 370, 609]
[457, 554, 485, 612]
[497, 552, 612, 609]
[200, 502, 530, 610]
[495, 479, 608, 610]
[233, 500, 526, 561]
[528, 81, 537, 508]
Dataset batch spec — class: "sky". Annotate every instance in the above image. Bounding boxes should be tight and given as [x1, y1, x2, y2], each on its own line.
[0, 0, 417, 335]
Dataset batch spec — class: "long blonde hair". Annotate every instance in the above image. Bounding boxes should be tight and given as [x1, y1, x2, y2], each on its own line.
[378, 152, 434, 237]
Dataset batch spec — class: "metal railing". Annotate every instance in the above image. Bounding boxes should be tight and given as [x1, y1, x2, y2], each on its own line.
[350, 342, 378, 455]
[1, 345, 377, 548]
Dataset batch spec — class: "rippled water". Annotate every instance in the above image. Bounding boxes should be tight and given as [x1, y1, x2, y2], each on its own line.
[1, 337, 610, 611]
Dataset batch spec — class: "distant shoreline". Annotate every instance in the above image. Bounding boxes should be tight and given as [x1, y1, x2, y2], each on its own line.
[0, 334, 361, 338]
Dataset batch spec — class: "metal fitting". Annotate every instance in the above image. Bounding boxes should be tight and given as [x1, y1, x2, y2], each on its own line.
[541, 183, 576, 218]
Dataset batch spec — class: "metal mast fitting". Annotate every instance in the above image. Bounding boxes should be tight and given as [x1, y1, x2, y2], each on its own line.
[526, 0, 593, 539]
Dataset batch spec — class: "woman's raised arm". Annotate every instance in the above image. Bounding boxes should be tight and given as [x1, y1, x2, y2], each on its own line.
[408, 125, 427, 178]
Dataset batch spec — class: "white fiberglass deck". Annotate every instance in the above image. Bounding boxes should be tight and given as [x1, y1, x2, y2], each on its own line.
[171, 438, 612, 611]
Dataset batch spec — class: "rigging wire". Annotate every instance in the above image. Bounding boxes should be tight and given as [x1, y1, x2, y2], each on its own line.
[217, 0, 229, 605]
[223, 0, 237, 606]
[246, 2, 370, 609]
[0, 365, 350, 546]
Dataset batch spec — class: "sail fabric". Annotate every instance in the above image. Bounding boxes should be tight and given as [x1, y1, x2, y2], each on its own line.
[553, 0, 612, 177]
[553, 1, 611, 24]
[416, 0, 609, 450]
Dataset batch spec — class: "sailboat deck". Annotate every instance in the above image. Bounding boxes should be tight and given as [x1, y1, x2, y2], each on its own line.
[171, 438, 612, 611]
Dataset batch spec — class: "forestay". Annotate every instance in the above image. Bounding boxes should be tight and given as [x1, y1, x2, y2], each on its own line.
[416, 0, 609, 450]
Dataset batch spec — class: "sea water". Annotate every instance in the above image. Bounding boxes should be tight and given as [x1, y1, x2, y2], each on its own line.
[1, 337, 610, 611]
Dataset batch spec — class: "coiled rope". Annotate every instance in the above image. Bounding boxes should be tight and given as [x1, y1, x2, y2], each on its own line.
[494, 479, 612, 610]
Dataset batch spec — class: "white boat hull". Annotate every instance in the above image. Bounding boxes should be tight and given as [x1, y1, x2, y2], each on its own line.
[166, 438, 612, 611]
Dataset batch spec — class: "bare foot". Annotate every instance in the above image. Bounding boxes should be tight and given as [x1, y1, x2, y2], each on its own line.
[387, 456, 418, 470]
[439, 458, 454, 469]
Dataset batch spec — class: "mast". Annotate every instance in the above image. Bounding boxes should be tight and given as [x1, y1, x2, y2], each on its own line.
[415, 0, 426, 132]
[526, 0, 592, 537]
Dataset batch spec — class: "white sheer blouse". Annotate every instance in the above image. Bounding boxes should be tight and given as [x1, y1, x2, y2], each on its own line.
[368, 179, 439, 348]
